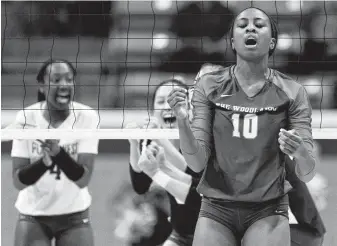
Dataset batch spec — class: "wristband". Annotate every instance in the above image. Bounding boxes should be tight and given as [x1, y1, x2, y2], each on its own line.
[52, 148, 85, 181]
[18, 159, 49, 185]
[152, 171, 170, 189]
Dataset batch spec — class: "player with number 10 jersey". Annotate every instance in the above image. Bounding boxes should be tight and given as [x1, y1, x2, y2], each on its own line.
[168, 7, 316, 246]
[194, 65, 313, 202]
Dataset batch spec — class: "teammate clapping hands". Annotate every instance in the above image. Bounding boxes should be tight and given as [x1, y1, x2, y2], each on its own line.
[127, 79, 202, 246]
[138, 141, 193, 205]
[11, 59, 99, 246]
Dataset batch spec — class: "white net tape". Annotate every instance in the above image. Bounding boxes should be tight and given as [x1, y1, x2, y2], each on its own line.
[2, 109, 337, 140]
[1, 128, 337, 140]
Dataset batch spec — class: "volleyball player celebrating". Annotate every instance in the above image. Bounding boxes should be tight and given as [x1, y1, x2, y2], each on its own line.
[195, 64, 326, 246]
[11, 59, 99, 246]
[168, 7, 316, 246]
[127, 79, 202, 246]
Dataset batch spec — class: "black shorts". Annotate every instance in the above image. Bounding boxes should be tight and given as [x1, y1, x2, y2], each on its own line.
[18, 209, 91, 239]
[167, 230, 194, 246]
[199, 195, 289, 241]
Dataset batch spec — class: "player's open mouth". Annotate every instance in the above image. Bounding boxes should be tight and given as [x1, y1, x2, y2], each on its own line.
[56, 93, 70, 104]
[245, 37, 257, 48]
[163, 114, 177, 125]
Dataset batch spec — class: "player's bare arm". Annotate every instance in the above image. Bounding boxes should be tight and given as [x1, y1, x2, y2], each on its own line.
[279, 129, 316, 182]
[159, 160, 192, 185]
[167, 84, 212, 173]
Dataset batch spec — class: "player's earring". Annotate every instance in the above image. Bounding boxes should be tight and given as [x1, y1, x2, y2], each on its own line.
[231, 38, 235, 51]
[270, 38, 276, 50]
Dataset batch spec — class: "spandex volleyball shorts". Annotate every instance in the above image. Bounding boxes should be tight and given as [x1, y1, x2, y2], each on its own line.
[18, 209, 91, 239]
[199, 195, 289, 241]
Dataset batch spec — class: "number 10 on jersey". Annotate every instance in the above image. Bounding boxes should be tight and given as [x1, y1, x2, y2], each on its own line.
[232, 113, 258, 139]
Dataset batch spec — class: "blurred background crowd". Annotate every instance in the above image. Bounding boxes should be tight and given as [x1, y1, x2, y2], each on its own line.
[1, 1, 337, 245]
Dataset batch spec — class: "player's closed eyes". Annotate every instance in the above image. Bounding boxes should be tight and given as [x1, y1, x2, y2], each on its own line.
[237, 20, 266, 29]
[237, 21, 246, 28]
[255, 23, 264, 28]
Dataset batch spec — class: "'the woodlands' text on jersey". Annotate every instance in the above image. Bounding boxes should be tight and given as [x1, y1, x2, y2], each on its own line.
[191, 66, 314, 202]
[11, 101, 99, 216]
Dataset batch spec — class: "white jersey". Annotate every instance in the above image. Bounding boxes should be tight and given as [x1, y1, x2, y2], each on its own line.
[11, 101, 100, 216]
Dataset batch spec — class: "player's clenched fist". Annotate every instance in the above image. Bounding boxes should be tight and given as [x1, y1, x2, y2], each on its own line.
[278, 129, 305, 159]
[167, 86, 188, 119]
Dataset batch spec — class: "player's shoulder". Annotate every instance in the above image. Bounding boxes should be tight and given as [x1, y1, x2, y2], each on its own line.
[197, 63, 227, 77]
[72, 101, 94, 111]
[271, 69, 305, 100]
[197, 64, 231, 81]
[14, 102, 43, 127]
[71, 101, 100, 128]
[196, 64, 232, 89]
[72, 101, 99, 119]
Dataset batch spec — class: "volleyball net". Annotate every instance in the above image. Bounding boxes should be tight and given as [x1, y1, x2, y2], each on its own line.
[1, 1, 337, 140]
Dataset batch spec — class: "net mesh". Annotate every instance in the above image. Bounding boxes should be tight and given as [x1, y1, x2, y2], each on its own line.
[1, 1, 337, 140]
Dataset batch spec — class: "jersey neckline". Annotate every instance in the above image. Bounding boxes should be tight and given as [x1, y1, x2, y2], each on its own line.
[38, 101, 76, 129]
[230, 65, 274, 99]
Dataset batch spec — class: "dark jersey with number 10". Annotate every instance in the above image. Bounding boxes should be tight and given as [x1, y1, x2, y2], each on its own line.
[190, 65, 314, 202]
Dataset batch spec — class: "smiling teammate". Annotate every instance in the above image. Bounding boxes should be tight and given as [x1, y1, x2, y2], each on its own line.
[11, 59, 99, 246]
[127, 79, 202, 246]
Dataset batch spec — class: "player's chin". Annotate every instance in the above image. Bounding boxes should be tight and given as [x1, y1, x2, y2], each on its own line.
[238, 47, 267, 60]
